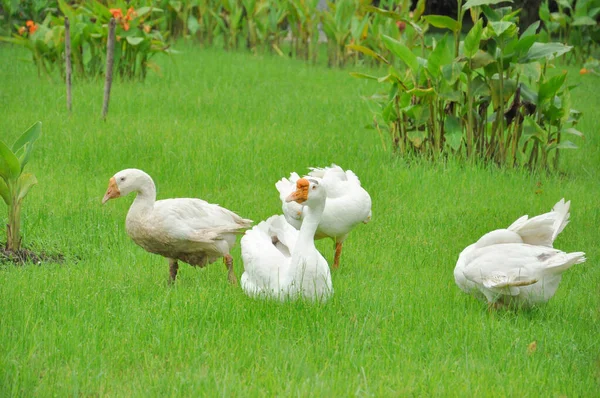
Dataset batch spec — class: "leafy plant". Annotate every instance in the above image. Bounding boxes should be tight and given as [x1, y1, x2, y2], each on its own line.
[351, 0, 583, 170]
[0, 122, 41, 252]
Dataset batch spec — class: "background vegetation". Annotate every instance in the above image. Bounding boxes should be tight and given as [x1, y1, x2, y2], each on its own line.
[0, 43, 598, 395]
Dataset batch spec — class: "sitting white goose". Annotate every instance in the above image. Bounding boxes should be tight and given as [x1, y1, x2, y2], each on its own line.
[102, 169, 252, 283]
[241, 177, 333, 301]
[276, 164, 371, 269]
[454, 199, 586, 308]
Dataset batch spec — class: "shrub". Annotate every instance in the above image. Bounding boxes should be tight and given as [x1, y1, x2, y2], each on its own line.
[0, 122, 41, 252]
[352, 0, 583, 170]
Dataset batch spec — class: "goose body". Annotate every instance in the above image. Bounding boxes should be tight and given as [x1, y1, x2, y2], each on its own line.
[102, 169, 252, 282]
[241, 178, 333, 301]
[454, 199, 586, 307]
[276, 164, 371, 269]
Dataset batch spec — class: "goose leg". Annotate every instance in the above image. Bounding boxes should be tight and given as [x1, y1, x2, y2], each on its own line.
[169, 258, 179, 282]
[333, 241, 343, 270]
[224, 254, 238, 285]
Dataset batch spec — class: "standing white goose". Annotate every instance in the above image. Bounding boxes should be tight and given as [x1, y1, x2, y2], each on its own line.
[102, 169, 252, 283]
[241, 177, 333, 301]
[276, 164, 371, 269]
[454, 199, 586, 308]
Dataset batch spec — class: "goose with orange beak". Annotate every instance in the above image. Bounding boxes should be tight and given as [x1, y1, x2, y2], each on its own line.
[102, 168, 252, 283]
[241, 177, 333, 301]
[276, 164, 371, 270]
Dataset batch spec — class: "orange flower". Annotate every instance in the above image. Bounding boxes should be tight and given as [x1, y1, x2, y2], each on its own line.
[26, 20, 38, 34]
[18, 26, 26, 35]
[110, 8, 123, 19]
[580, 68, 589, 75]
[125, 7, 137, 21]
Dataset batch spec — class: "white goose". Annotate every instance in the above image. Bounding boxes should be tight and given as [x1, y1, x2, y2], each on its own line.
[276, 164, 371, 269]
[102, 169, 252, 283]
[241, 177, 333, 301]
[454, 199, 586, 308]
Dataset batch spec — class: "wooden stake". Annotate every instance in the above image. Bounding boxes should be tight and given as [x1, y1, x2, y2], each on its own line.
[65, 17, 72, 113]
[102, 18, 117, 120]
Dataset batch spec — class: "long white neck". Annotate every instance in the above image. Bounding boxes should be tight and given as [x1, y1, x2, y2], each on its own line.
[293, 199, 325, 255]
[129, 177, 157, 215]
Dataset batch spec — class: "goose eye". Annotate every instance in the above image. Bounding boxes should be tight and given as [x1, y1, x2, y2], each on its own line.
[312, 185, 316, 190]
[120, 177, 126, 182]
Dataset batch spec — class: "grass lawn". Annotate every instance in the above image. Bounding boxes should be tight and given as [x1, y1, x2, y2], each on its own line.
[0, 43, 599, 396]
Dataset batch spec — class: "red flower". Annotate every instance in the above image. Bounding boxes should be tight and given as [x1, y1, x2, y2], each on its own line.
[26, 20, 38, 34]
[110, 8, 123, 19]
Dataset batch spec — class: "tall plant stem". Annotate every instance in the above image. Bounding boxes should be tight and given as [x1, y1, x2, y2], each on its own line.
[466, 68, 474, 159]
[6, 184, 22, 252]
[455, 0, 464, 58]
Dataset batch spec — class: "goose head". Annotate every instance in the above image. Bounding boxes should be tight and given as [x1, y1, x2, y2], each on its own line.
[285, 177, 326, 207]
[102, 168, 154, 204]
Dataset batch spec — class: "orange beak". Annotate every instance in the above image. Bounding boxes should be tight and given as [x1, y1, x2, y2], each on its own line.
[102, 177, 121, 204]
[285, 178, 309, 204]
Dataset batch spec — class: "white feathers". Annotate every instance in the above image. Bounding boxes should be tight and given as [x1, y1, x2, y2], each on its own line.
[454, 199, 586, 308]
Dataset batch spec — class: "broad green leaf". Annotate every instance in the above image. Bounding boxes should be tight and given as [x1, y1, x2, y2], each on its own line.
[444, 115, 463, 151]
[488, 21, 516, 37]
[464, 19, 483, 58]
[470, 50, 495, 69]
[517, 62, 542, 82]
[539, 72, 566, 105]
[408, 130, 427, 148]
[423, 15, 460, 32]
[188, 15, 200, 35]
[347, 44, 389, 64]
[556, 140, 578, 149]
[572, 16, 596, 26]
[442, 62, 465, 85]
[562, 127, 584, 137]
[521, 42, 572, 62]
[382, 35, 419, 72]
[427, 36, 452, 78]
[349, 72, 380, 81]
[521, 21, 540, 38]
[126, 37, 144, 46]
[0, 178, 10, 205]
[413, 0, 426, 21]
[519, 83, 538, 105]
[16, 173, 37, 203]
[0, 140, 20, 181]
[464, 0, 513, 10]
[12, 121, 41, 153]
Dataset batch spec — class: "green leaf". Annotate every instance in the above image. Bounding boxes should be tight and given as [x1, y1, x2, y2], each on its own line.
[12, 121, 41, 153]
[188, 15, 200, 35]
[427, 36, 452, 78]
[556, 140, 578, 149]
[521, 42, 572, 62]
[382, 35, 419, 72]
[464, 19, 483, 58]
[423, 15, 460, 32]
[489, 21, 516, 37]
[349, 72, 380, 81]
[16, 173, 37, 203]
[347, 44, 389, 64]
[572, 16, 596, 26]
[464, 0, 513, 10]
[126, 37, 145, 46]
[470, 50, 495, 69]
[0, 178, 10, 205]
[539, 72, 566, 105]
[444, 115, 463, 151]
[442, 62, 465, 85]
[11, 121, 41, 171]
[0, 140, 20, 181]
[562, 127, 583, 137]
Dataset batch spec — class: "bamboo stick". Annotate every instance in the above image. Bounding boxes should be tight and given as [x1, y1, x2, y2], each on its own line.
[102, 18, 117, 120]
[65, 17, 72, 113]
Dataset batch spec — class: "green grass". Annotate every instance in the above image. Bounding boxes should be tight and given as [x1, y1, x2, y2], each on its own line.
[0, 43, 599, 396]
